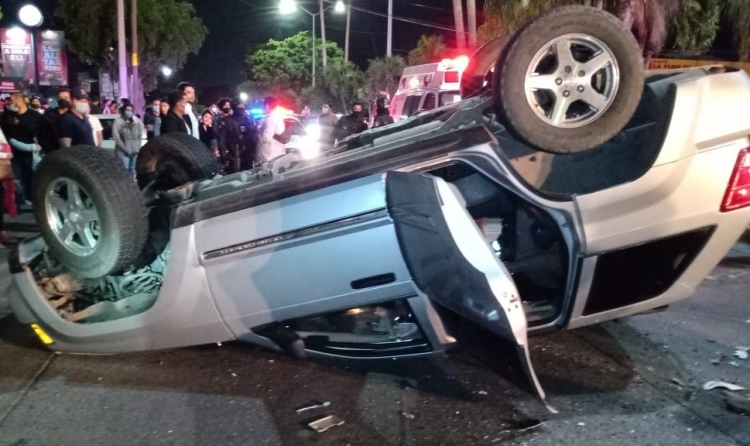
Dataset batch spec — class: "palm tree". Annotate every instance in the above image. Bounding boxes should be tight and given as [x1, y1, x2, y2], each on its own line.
[323, 59, 366, 112]
[408, 35, 448, 65]
[366, 56, 407, 99]
[724, 0, 750, 61]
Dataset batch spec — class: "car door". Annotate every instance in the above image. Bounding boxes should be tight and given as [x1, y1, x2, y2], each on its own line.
[196, 170, 545, 402]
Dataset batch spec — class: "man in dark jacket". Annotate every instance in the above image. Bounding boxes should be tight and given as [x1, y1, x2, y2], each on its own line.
[372, 97, 394, 128]
[215, 97, 243, 173]
[333, 102, 368, 144]
[232, 101, 258, 169]
[36, 87, 71, 154]
[159, 90, 190, 135]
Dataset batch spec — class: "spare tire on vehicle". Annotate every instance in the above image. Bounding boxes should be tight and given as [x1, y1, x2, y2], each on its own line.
[493, 5, 644, 154]
[33, 146, 150, 279]
[135, 132, 220, 190]
[460, 36, 507, 99]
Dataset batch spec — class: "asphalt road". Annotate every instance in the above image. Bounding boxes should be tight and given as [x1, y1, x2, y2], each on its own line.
[0, 215, 748, 446]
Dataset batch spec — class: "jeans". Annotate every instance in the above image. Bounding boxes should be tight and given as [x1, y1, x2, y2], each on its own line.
[12, 152, 33, 205]
[116, 150, 137, 173]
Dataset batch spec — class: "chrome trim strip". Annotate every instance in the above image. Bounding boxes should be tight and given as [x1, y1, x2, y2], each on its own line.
[202, 208, 389, 261]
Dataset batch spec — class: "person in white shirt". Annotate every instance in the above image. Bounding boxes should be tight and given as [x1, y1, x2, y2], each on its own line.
[257, 96, 287, 164]
[177, 82, 200, 139]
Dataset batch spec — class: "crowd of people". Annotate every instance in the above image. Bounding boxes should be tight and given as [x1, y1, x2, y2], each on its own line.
[0, 81, 399, 245]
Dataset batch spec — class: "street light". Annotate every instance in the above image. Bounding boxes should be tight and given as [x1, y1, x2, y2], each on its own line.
[19, 4, 43, 27]
[161, 66, 172, 77]
[239, 92, 249, 102]
[279, 0, 344, 87]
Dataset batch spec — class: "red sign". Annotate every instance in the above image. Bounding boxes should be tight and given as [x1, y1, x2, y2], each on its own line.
[0, 28, 34, 83]
[36, 30, 68, 86]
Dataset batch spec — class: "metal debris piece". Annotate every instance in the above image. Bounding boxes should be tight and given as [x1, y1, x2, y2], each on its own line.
[710, 358, 722, 365]
[514, 419, 545, 432]
[296, 401, 331, 413]
[737, 346, 750, 352]
[577, 422, 586, 426]
[730, 361, 741, 367]
[308, 415, 345, 433]
[734, 350, 749, 360]
[401, 411, 416, 419]
[703, 381, 746, 391]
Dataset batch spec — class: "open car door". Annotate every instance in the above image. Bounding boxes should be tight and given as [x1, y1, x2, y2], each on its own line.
[385, 171, 550, 407]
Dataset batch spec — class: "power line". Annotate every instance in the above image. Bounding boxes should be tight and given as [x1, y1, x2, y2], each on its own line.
[322, 0, 468, 34]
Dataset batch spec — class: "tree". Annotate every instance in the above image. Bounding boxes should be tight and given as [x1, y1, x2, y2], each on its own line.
[245, 31, 344, 100]
[408, 35, 448, 65]
[669, 0, 720, 55]
[365, 56, 407, 100]
[322, 60, 366, 112]
[724, 0, 750, 61]
[56, 0, 206, 105]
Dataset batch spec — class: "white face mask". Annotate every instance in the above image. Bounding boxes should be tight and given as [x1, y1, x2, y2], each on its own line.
[322, 107, 329, 114]
[8, 105, 18, 112]
[75, 102, 90, 115]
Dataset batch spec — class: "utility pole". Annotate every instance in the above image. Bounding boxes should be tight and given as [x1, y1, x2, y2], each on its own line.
[344, 0, 351, 62]
[467, 0, 477, 47]
[117, 0, 129, 100]
[452, 0, 466, 50]
[312, 15, 317, 87]
[131, 0, 142, 112]
[319, 0, 327, 67]
[386, 0, 393, 56]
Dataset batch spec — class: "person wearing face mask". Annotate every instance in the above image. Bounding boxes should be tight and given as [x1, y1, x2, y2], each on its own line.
[215, 97, 243, 172]
[29, 96, 43, 114]
[112, 104, 145, 172]
[160, 90, 191, 135]
[177, 82, 200, 139]
[36, 88, 71, 154]
[144, 98, 161, 141]
[372, 97, 394, 128]
[58, 88, 96, 148]
[332, 102, 368, 145]
[0, 92, 42, 207]
[318, 103, 339, 148]
[232, 101, 258, 169]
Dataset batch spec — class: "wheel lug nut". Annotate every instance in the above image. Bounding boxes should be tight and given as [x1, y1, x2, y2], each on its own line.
[563, 90, 571, 98]
[555, 78, 563, 85]
[578, 70, 586, 77]
[577, 85, 585, 93]
[564, 66, 572, 73]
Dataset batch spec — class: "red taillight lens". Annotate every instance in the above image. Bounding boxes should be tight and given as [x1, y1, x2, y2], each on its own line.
[721, 148, 750, 212]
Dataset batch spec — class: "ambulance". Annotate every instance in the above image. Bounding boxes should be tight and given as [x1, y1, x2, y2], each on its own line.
[389, 56, 469, 122]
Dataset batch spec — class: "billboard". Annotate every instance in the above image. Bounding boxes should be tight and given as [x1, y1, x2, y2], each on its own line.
[36, 30, 68, 86]
[0, 28, 34, 83]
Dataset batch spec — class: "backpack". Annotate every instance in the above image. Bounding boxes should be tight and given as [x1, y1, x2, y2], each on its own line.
[274, 123, 294, 145]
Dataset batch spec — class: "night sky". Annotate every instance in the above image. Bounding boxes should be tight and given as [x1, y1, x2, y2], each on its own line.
[0, 0, 482, 91]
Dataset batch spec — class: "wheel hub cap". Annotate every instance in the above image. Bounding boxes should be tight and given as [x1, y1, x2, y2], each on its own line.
[44, 178, 101, 257]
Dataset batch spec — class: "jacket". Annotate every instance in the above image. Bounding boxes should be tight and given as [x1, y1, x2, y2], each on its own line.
[160, 111, 190, 135]
[112, 116, 144, 156]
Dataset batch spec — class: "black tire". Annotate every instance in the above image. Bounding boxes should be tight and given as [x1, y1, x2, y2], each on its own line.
[460, 36, 507, 98]
[493, 5, 644, 154]
[33, 146, 150, 279]
[135, 133, 219, 190]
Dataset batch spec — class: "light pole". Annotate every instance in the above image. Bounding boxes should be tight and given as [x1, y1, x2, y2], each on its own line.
[18, 4, 43, 93]
[280, 0, 344, 88]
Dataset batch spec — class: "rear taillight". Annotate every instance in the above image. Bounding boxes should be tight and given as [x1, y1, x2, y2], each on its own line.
[721, 148, 750, 212]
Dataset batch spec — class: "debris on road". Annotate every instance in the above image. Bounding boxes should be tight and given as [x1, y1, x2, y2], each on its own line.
[401, 411, 416, 419]
[671, 377, 691, 387]
[703, 381, 746, 391]
[296, 401, 331, 413]
[577, 422, 586, 426]
[476, 390, 489, 395]
[730, 361, 741, 367]
[725, 392, 750, 416]
[710, 358, 722, 365]
[734, 349, 749, 360]
[308, 415, 345, 433]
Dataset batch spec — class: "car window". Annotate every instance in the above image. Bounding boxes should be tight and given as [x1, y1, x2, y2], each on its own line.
[100, 118, 115, 140]
[439, 92, 461, 107]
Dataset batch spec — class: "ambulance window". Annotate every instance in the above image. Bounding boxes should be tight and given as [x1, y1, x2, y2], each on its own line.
[403, 95, 422, 117]
[422, 93, 436, 110]
[440, 92, 461, 106]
